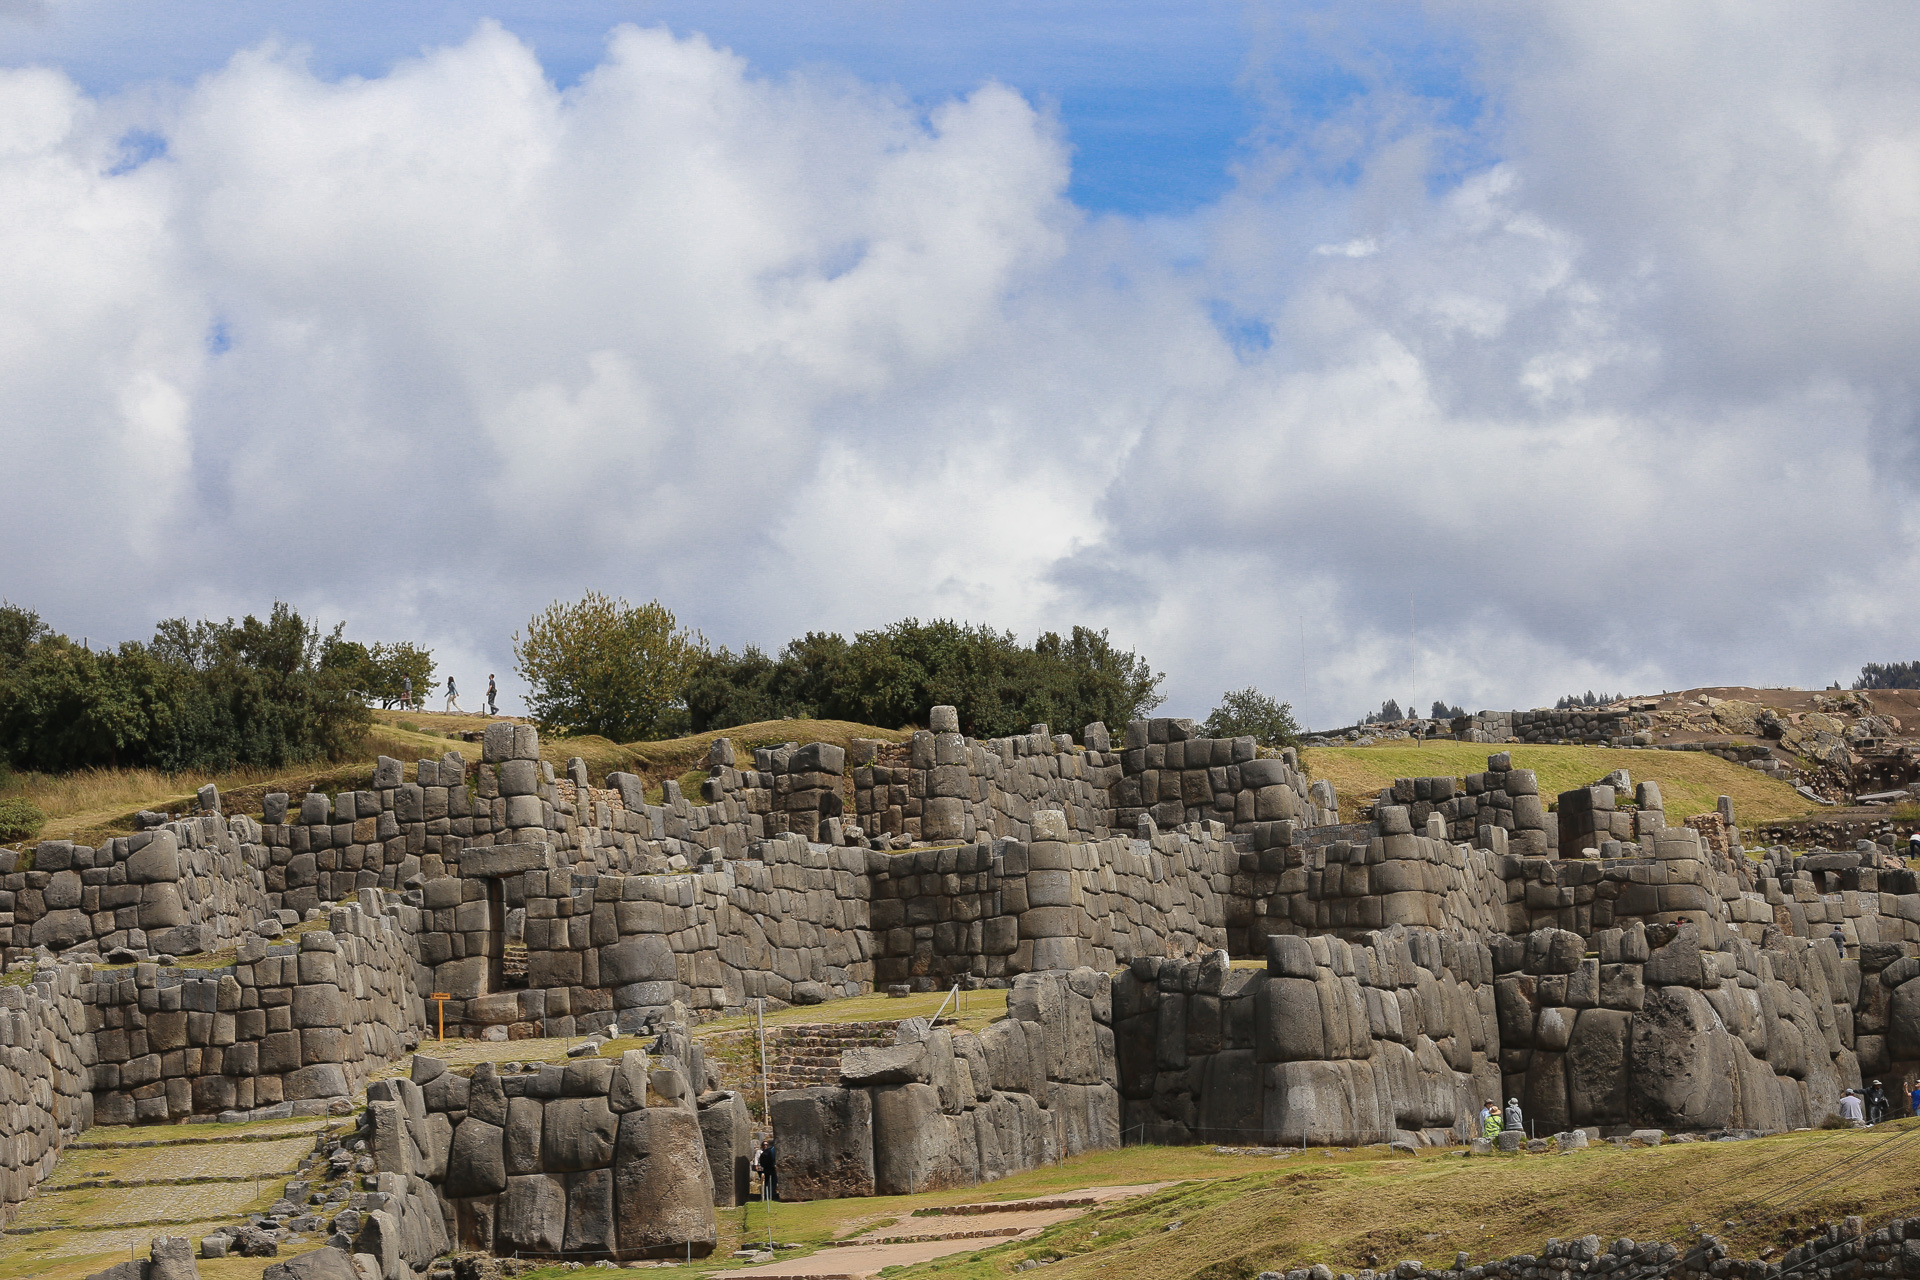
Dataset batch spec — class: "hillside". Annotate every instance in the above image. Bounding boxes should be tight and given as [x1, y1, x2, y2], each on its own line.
[1304, 740, 1818, 827]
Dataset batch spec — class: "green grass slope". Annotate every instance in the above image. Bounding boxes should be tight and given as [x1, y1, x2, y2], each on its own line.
[1304, 741, 1816, 828]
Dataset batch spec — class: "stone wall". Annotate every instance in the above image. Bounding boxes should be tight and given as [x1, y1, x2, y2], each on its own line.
[773, 969, 1118, 1199]
[368, 1033, 725, 1260]
[1116, 933, 1498, 1148]
[4, 816, 273, 957]
[868, 812, 1236, 990]
[1257, 1215, 1920, 1280]
[0, 964, 92, 1227]
[86, 899, 420, 1125]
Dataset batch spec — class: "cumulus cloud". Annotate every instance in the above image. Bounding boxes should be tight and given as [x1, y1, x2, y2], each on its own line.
[0, 9, 1916, 728]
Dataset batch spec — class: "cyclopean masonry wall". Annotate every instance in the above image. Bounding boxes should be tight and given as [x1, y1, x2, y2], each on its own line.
[84, 897, 421, 1126]
[0, 965, 92, 1227]
[15, 712, 1920, 1244]
[1116, 932, 1500, 1148]
[5, 815, 274, 958]
[360, 1031, 728, 1262]
[773, 969, 1117, 1200]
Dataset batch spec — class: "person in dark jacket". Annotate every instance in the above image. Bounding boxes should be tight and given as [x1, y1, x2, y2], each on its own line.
[757, 1140, 778, 1201]
[1868, 1080, 1889, 1124]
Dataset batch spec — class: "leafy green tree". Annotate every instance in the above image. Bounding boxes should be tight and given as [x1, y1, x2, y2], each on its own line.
[1202, 687, 1302, 747]
[0, 602, 367, 772]
[323, 638, 435, 708]
[514, 594, 704, 740]
[683, 618, 1163, 740]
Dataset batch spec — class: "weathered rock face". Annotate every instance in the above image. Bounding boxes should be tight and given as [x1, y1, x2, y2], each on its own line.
[612, 1108, 716, 1258]
[698, 1091, 753, 1208]
[771, 1087, 875, 1201]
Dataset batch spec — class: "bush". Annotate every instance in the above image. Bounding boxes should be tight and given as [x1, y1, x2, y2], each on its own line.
[0, 797, 44, 844]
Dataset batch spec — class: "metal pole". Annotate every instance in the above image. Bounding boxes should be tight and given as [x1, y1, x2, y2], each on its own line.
[757, 998, 770, 1125]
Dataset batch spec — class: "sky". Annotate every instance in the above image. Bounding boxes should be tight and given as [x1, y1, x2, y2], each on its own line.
[2, 1, 1917, 730]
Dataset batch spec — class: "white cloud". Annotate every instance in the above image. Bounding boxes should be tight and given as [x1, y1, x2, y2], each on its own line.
[1, 11, 1917, 730]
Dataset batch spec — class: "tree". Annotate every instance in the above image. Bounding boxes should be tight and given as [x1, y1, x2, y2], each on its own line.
[0, 602, 368, 773]
[1202, 687, 1301, 747]
[323, 638, 436, 708]
[1431, 700, 1466, 719]
[1855, 662, 1920, 690]
[1363, 699, 1405, 725]
[514, 594, 704, 740]
[681, 619, 1163, 740]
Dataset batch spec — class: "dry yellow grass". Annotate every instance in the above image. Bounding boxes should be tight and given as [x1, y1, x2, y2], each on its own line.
[1303, 741, 1816, 829]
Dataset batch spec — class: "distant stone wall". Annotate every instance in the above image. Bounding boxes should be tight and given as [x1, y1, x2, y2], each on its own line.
[1259, 1215, 1919, 1280]
[868, 813, 1237, 989]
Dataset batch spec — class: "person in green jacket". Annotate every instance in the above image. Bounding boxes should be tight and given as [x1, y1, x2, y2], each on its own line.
[1480, 1099, 1503, 1138]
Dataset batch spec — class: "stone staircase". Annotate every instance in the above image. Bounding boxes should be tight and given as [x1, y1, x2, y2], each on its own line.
[762, 1020, 901, 1092]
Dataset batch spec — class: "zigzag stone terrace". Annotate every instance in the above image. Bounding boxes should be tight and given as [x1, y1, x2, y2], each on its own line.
[4, 707, 1919, 1268]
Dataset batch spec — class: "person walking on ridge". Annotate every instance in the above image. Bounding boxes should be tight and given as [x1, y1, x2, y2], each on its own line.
[487, 674, 498, 717]
[445, 676, 463, 714]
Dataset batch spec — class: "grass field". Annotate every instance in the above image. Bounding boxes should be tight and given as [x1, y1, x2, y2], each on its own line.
[1303, 741, 1817, 828]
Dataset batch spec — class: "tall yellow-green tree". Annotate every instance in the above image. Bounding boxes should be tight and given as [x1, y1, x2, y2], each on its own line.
[513, 594, 705, 740]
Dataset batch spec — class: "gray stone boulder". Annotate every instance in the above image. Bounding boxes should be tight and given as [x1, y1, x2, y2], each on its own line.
[498, 1174, 567, 1256]
[1628, 988, 1735, 1129]
[543, 1097, 617, 1171]
[840, 1042, 927, 1086]
[262, 1249, 361, 1280]
[770, 1087, 875, 1200]
[612, 1107, 717, 1258]
[698, 1091, 753, 1207]
[443, 1119, 506, 1198]
[872, 1083, 971, 1195]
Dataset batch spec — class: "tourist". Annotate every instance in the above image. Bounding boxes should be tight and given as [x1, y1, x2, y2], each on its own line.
[1831, 924, 1847, 956]
[445, 676, 463, 713]
[1868, 1080, 1889, 1124]
[1504, 1097, 1524, 1136]
[1839, 1089, 1865, 1125]
[402, 675, 413, 711]
[1909, 1079, 1920, 1118]
[757, 1139, 778, 1200]
[1481, 1100, 1502, 1139]
[1909, 829, 1920, 860]
[487, 674, 498, 716]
